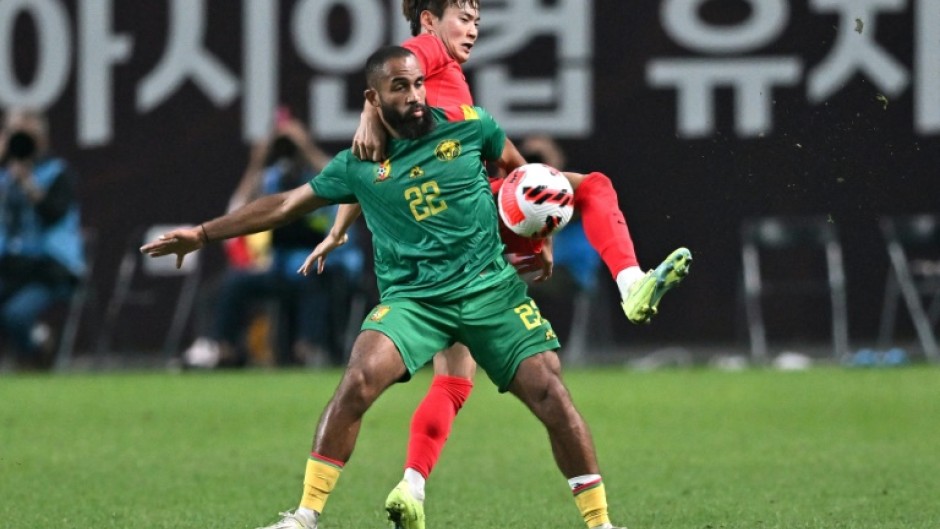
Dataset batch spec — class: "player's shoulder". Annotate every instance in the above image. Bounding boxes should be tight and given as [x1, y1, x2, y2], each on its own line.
[321, 149, 367, 175]
[433, 104, 490, 123]
[329, 149, 354, 165]
[403, 33, 446, 55]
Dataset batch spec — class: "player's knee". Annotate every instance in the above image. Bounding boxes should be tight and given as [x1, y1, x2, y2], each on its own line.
[513, 352, 571, 414]
[335, 366, 383, 411]
[534, 380, 577, 429]
[575, 171, 613, 196]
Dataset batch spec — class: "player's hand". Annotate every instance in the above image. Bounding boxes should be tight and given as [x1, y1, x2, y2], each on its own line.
[508, 236, 554, 282]
[539, 236, 554, 281]
[506, 249, 554, 282]
[139, 227, 204, 269]
[298, 232, 349, 276]
[352, 110, 387, 162]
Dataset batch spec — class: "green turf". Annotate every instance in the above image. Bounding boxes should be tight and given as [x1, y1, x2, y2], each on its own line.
[2, 366, 938, 528]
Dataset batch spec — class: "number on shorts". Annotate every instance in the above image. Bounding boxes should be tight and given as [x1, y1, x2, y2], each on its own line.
[514, 301, 544, 330]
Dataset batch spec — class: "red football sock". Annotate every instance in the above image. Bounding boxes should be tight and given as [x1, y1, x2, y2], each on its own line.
[405, 375, 474, 478]
[574, 172, 639, 278]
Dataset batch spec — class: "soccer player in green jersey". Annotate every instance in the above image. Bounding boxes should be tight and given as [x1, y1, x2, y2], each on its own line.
[303, 4, 689, 527]
[141, 46, 625, 529]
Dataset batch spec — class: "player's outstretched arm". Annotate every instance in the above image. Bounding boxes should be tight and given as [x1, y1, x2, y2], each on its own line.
[141, 184, 328, 268]
[297, 203, 362, 276]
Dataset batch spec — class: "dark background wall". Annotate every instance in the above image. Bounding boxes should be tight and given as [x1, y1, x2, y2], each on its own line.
[4, 0, 937, 353]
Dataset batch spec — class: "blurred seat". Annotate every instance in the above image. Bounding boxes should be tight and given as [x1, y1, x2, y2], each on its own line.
[95, 225, 201, 361]
[554, 220, 603, 364]
[877, 214, 940, 362]
[51, 228, 98, 370]
[740, 216, 849, 363]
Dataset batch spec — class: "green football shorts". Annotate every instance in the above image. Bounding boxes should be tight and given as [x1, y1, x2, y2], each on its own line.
[360, 268, 560, 392]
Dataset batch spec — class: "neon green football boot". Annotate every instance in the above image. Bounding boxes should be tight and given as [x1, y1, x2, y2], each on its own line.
[621, 247, 692, 324]
[385, 480, 425, 529]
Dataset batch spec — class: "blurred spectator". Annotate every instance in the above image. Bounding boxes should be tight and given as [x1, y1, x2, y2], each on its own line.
[519, 135, 567, 171]
[183, 109, 364, 368]
[0, 108, 85, 370]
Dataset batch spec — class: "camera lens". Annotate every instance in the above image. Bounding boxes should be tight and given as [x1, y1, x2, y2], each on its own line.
[267, 136, 298, 164]
[6, 131, 36, 161]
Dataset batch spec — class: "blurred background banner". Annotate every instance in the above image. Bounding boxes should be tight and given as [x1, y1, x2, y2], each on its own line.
[2, 0, 937, 351]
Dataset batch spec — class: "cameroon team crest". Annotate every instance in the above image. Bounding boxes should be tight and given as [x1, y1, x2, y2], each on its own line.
[434, 139, 461, 161]
[374, 159, 392, 182]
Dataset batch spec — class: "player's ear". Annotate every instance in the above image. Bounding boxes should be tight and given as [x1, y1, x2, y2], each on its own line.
[364, 88, 380, 108]
[419, 9, 436, 32]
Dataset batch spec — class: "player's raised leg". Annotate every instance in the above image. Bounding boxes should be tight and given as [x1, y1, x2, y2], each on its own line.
[566, 171, 692, 324]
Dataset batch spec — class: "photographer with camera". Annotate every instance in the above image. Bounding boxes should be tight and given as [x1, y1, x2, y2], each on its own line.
[0, 108, 85, 370]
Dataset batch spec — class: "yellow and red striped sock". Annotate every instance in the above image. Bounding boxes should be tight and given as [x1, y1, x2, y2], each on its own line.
[299, 452, 344, 513]
[571, 475, 610, 528]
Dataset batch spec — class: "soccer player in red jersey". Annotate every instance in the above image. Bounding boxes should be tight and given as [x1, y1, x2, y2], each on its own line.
[303, 2, 691, 528]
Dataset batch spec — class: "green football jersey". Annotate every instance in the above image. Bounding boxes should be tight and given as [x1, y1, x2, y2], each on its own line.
[310, 105, 509, 301]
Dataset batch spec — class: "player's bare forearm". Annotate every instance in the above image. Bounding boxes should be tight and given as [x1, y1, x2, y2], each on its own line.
[298, 203, 360, 276]
[141, 185, 327, 268]
[329, 203, 362, 238]
[203, 184, 327, 241]
[352, 100, 387, 162]
[495, 137, 526, 175]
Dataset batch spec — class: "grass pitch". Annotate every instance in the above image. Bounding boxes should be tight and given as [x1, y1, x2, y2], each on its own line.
[2, 366, 938, 528]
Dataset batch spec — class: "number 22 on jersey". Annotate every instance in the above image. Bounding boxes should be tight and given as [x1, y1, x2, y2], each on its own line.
[404, 180, 448, 221]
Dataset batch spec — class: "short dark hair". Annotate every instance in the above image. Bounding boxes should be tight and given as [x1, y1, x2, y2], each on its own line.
[401, 0, 479, 36]
[365, 46, 416, 89]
